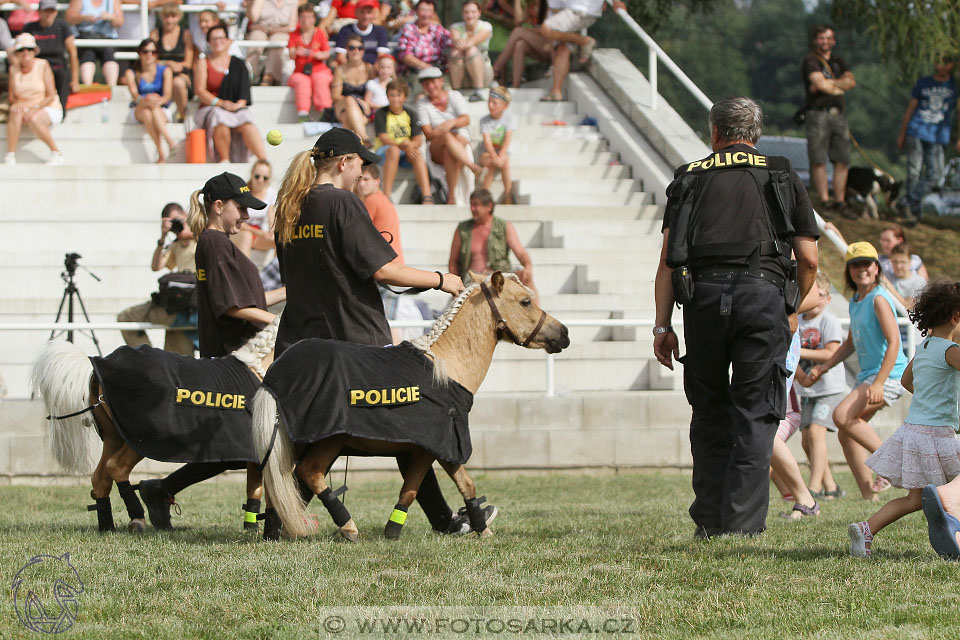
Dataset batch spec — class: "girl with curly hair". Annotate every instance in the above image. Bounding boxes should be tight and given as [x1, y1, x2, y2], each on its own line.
[846, 280, 960, 556]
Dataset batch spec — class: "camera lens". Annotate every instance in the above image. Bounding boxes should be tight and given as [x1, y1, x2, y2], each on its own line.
[170, 219, 184, 234]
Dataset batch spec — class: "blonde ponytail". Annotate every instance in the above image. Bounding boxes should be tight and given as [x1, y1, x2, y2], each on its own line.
[275, 150, 319, 244]
[186, 189, 209, 239]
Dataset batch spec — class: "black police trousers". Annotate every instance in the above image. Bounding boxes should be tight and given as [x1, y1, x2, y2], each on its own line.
[679, 274, 790, 535]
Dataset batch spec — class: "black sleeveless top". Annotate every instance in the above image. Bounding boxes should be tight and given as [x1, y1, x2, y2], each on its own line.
[159, 27, 186, 64]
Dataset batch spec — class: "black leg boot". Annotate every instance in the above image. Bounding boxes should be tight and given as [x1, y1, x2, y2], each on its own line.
[87, 497, 115, 533]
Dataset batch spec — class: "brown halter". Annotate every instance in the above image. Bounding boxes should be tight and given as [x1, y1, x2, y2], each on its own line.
[479, 281, 546, 348]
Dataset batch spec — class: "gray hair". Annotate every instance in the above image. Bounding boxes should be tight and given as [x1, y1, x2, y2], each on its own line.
[709, 97, 763, 144]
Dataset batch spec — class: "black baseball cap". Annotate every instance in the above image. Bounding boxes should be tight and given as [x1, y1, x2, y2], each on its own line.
[202, 172, 266, 209]
[313, 128, 380, 165]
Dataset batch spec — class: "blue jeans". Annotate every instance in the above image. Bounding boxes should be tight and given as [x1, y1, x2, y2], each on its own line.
[904, 136, 945, 215]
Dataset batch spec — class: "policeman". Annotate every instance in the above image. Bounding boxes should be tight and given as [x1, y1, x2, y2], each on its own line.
[653, 97, 819, 537]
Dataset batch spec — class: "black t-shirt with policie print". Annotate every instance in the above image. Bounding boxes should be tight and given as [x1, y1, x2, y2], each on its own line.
[194, 229, 268, 357]
[276, 183, 397, 356]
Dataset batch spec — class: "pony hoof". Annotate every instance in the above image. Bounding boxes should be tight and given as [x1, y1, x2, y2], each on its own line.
[337, 519, 359, 542]
[127, 518, 146, 533]
[477, 527, 494, 538]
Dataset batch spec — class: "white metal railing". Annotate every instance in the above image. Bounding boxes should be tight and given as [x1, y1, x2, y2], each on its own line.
[606, 0, 711, 112]
[1, 316, 919, 397]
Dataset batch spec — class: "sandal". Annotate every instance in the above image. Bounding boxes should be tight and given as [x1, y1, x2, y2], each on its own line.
[421, 195, 434, 205]
[779, 500, 820, 519]
[539, 93, 563, 102]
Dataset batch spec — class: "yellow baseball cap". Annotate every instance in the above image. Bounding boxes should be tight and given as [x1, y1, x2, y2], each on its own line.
[845, 241, 879, 264]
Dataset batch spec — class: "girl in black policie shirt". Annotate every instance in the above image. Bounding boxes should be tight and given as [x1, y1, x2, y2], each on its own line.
[138, 172, 286, 531]
[269, 127, 497, 536]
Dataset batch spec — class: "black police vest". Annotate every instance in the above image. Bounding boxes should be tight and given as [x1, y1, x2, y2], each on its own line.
[665, 150, 796, 272]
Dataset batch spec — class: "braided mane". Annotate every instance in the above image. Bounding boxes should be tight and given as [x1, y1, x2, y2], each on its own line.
[230, 316, 280, 378]
[410, 273, 529, 384]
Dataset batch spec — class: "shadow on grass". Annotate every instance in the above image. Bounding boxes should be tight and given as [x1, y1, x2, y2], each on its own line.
[662, 542, 935, 562]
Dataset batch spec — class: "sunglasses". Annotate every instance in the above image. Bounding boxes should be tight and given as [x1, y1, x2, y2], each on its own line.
[140, 49, 158, 55]
[253, 174, 270, 180]
[347, 45, 364, 51]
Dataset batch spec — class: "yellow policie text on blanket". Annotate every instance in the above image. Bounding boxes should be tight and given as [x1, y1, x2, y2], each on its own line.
[349, 386, 421, 407]
[175, 388, 248, 410]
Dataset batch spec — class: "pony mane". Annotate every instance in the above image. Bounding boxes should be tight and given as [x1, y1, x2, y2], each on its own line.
[230, 316, 280, 377]
[409, 273, 530, 385]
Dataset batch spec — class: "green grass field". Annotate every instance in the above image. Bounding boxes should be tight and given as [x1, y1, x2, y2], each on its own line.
[1, 470, 957, 639]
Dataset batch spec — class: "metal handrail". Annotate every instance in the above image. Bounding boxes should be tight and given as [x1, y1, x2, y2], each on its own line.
[605, 0, 711, 112]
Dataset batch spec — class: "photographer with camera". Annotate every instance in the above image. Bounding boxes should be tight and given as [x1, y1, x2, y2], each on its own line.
[117, 202, 197, 356]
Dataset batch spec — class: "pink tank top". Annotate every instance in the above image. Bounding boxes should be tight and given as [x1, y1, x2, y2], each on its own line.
[16, 58, 52, 109]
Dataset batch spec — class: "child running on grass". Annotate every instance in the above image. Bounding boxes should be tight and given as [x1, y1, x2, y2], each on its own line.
[796, 271, 846, 500]
[848, 280, 960, 557]
[808, 242, 909, 501]
[477, 86, 515, 203]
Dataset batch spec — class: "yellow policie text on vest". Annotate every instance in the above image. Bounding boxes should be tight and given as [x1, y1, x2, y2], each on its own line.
[349, 386, 421, 406]
[685, 151, 767, 173]
[175, 388, 247, 410]
[291, 224, 325, 240]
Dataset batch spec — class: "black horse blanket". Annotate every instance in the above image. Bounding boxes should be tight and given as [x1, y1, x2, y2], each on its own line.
[262, 340, 475, 465]
[91, 345, 260, 463]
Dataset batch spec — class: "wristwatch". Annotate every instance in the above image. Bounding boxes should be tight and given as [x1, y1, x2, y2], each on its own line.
[652, 326, 674, 336]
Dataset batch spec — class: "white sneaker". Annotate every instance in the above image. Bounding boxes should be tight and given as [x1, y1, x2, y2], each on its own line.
[848, 521, 872, 557]
[46, 151, 64, 166]
[3, 152, 15, 165]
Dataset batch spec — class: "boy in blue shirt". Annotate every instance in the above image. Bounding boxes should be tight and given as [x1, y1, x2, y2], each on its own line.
[896, 58, 960, 221]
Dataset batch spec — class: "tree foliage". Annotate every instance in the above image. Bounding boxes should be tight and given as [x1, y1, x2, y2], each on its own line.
[834, 0, 960, 83]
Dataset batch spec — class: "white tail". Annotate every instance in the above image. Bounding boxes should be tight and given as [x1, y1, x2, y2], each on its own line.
[251, 387, 312, 537]
[29, 341, 97, 475]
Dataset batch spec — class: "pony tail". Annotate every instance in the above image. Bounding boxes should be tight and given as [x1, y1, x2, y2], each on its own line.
[186, 189, 207, 239]
[251, 388, 312, 538]
[275, 150, 317, 245]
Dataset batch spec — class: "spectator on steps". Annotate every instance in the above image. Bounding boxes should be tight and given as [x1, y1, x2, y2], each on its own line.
[878, 223, 929, 282]
[65, 0, 123, 86]
[246, 0, 298, 86]
[194, 22, 268, 163]
[331, 33, 375, 143]
[537, 0, 623, 101]
[124, 39, 177, 164]
[188, 0, 243, 54]
[491, 23, 550, 88]
[117, 202, 197, 356]
[196, 9, 244, 59]
[477, 86, 514, 203]
[24, 0, 80, 113]
[416, 66, 482, 204]
[4, 33, 63, 165]
[447, 187, 537, 297]
[397, 0, 450, 73]
[287, 2, 333, 122]
[364, 52, 395, 110]
[374, 77, 431, 201]
[448, 0, 492, 102]
[334, 0, 389, 65]
[151, 4, 196, 123]
[232, 159, 278, 260]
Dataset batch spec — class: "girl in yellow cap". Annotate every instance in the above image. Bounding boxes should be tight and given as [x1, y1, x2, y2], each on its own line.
[808, 241, 909, 501]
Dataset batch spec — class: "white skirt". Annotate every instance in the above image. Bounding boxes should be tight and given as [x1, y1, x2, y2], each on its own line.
[866, 422, 960, 489]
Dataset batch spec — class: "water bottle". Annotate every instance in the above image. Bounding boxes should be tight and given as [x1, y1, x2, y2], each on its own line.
[101, 97, 109, 124]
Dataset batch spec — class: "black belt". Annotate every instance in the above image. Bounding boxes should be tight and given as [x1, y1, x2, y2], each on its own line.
[808, 105, 843, 114]
[693, 268, 785, 289]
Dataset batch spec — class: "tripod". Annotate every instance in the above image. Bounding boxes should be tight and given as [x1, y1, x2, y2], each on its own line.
[50, 252, 103, 355]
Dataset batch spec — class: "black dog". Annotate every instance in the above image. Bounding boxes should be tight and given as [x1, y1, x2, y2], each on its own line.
[845, 167, 901, 219]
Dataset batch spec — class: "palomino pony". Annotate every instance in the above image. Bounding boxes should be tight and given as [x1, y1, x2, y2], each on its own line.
[30, 318, 279, 533]
[252, 272, 569, 541]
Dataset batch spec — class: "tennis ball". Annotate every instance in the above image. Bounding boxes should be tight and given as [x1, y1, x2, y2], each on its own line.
[266, 129, 283, 146]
